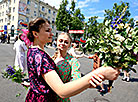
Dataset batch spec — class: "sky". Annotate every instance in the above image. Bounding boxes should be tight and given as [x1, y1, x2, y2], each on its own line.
[42, 0, 138, 22]
[0, 0, 137, 22]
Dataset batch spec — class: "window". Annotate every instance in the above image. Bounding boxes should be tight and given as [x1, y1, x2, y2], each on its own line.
[2, 12, 4, 16]
[53, 11, 55, 16]
[13, 7, 15, 12]
[12, 16, 14, 21]
[26, 8, 30, 14]
[26, 17, 29, 22]
[40, 14, 42, 17]
[5, 18, 7, 22]
[27, 0, 30, 5]
[14, 0, 16, 3]
[35, 3, 37, 8]
[48, 9, 51, 14]
[3, 4, 4, 8]
[9, 16, 11, 21]
[48, 16, 50, 21]
[52, 18, 55, 24]
[34, 11, 36, 16]
[6, 3, 8, 7]
[0, 13, 1, 17]
[42, 6, 45, 11]
[52, 25, 54, 29]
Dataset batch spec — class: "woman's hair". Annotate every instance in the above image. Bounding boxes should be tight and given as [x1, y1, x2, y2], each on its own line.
[58, 32, 72, 43]
[18, 33, 23, 41]
[52, 32, 72, 60]
[27, 17, 50, 42]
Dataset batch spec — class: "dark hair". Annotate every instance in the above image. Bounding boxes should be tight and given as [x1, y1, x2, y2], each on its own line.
[27, 17, 50, 42]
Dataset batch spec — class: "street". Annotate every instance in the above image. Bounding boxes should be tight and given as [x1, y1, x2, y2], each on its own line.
[0, 43, 138, 102]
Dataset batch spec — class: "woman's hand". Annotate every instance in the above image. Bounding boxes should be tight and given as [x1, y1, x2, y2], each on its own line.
[93, 66, 120, 80]
[89, 74, 104, 88]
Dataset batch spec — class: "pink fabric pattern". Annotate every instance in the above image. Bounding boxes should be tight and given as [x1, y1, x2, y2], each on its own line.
[20, 29, 33, 47]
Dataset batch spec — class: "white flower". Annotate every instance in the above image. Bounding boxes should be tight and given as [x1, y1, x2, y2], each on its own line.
[126, 27, 130, 33]
[114, 34, 125, 42]
[128, 34, 132, 37]
[114, 56, 121, 60]
[99, 47, 109, 53]
[113, 29, 118, 34]
[118, 23, 124, 29]
[105, 28, 110, 34]
[124, 23, 130, 28]
[105, 20, 111, 26]
[112, 46, 123, 55]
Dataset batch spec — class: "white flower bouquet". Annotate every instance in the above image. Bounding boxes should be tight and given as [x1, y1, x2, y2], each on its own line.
[86, 6, 138, 72]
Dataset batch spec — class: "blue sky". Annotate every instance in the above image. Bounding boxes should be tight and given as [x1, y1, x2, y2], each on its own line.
[0, 0, 137, 22]
[43, 0, 138, 22]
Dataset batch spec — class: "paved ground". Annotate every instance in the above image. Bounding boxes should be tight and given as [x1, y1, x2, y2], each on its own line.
[0, 43, 138, 102]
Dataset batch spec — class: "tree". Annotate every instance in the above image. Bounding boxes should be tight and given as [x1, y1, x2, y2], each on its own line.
[104, 1, 134, 25]
[56, 0, 71, 32]
[70, 8, 85, 41]
[56, 0, 85, 41]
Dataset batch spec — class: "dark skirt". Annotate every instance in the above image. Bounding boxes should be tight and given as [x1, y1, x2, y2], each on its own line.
[25, 88, 57, 102]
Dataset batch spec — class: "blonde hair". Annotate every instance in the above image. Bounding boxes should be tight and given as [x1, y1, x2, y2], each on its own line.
[52, 32, 72, 60]
[58, 32, 72, 43]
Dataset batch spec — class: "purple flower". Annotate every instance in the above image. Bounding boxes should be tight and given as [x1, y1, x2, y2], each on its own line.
[111, 21, 115, 24]
[115, 28, 119, 31]
[110, 25, 114, 28]
[113, 18, 117, 21]
[115, 24, 117, 27]
[116, 16, 119, 18]
[121, 16, 124, 19]
[6, 65, 16, 76]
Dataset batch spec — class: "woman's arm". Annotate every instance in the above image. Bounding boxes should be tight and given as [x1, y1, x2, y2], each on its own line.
[42, 66, 119, 98]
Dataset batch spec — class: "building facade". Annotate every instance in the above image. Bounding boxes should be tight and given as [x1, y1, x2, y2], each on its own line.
[0, 0, 58, 37]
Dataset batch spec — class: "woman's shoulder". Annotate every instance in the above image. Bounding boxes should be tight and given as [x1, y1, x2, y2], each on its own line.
[67, 53, 74, 59]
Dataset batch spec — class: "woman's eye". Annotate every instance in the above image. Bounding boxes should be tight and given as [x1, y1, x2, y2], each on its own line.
[65, 41, 68, 44]
[59, 39, 63, 43]
[45, 29, 50, 32]
[45, 28, 51, 32]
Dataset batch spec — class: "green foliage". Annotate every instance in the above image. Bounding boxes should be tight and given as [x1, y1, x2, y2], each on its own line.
[85, 2, 138, 72]
[56, 0, 85, 41]
[56, 0, 71, 32]
[2, 65, 29, 97]
[2, 65, 26, 84]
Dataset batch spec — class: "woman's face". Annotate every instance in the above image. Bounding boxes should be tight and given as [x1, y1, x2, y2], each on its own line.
[57, 34, 71, 52]
[37, 22, 53, 44]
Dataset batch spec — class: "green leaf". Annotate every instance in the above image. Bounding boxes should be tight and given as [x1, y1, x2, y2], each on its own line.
[133, 47, 138, 54]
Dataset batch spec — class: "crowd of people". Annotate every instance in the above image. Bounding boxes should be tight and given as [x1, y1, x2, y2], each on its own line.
[6, 17, 137, 101]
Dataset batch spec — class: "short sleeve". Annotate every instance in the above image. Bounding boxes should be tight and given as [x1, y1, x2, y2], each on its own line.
[41, 57, 55, 75]
[33, 52, 55, 77]
[70, 58, 81, 80]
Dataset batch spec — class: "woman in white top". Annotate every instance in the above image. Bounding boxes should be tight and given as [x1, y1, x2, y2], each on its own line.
[68, 43, 84, 58]
[13, 34, 28, 73]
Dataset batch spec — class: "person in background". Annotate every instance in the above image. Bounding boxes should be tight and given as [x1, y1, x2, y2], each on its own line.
[68, 43, 84, 59]
[7, 34, 10, 44]
[84, 53, 105, 92]
[14, 35, 18, 42]
[25, 17, 120, 102]
[122, 69, 130, 82]
[13, 34, 28, 73]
